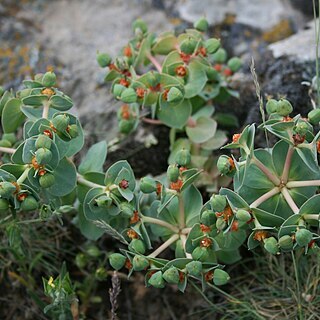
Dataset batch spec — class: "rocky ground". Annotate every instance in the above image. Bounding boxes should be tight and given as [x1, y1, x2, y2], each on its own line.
[0, 0, 319, 319]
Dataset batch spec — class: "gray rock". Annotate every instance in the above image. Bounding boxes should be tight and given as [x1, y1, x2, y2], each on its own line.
[176, 0, 306, 30]
[269, 19, 319, 61]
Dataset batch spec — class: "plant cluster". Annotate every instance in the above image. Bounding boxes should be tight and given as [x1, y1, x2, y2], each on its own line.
[0, 16, 320, 319]
[98, 18, 242, 190]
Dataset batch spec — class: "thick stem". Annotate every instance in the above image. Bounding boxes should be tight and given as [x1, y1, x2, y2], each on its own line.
[281, 187, 300, 214]
[0, 146, 16, 154]
[42, 101, 50, 119]
[77, 174, 105, 189]
[181, 227, 192, 235]
[303, 214, 319, 220]
[281, 147, 294, 184]
[148, 234, 179, 258]
[178, 195, 185, 229]
[286, 180, 320, 188]
[180, 233, 192, 259]
[141, 215, 179, 233]
[145, 53, 162, 73]
[252, 157, 280, 186]
[141, 117, 163, 125]
[250, 187, 280, 208]
[17, 167, 31, 184]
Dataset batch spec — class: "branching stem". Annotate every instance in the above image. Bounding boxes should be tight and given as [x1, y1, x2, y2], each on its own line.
[0, 147, 16, 154]
[141, 215, 179, 233]
[76, 174, 105, 189]
[304, 214, 320, 220]
[141, 117, 163, 125]
[250, 187, 280, 208]
[286, 180, 320, 188]
[146, 53, 162, 73]
[180, 233, 192, 259]
[281, 147, 294, 184]
[281, 187, 300, 214]
[42, 101, 50, 119]
[252, 157, 280, 186]
[148, 234, 179, 258]
[17, 167, 31, 184]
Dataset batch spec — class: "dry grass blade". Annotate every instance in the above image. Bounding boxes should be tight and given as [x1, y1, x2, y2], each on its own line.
[109, 271, 121, 320]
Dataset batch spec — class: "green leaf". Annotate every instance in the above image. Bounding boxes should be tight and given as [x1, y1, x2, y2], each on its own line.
[158, 98, 192, 129]
[220, 188, 249, 210]
[104, 160, 135, 187]
[2, 98, 25, 133]
[184, 60, 208, 98]
[201, 130, 228, 150]
[186, 117, 217, 144]
[299, 194, 320, 215]
[184, 185, 202, 226]
[47, 158, 77, 196]
[22, 95, 48, 107]
[251, 207, 285, 227]
[49, 95, 73, 111]
[247, 232, 260, 250]
[152, 34, 177, 55]
[78, 141, 108, 174]
[0, 90, 14, 115]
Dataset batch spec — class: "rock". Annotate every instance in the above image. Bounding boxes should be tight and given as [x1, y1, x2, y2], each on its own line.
[269, 19, 319, 61]
[176, 0, 306, 31]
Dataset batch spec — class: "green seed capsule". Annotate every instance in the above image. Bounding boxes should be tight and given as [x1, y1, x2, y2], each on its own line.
[120, 88, 137, 103]
[167, 164, 180, 183]
[75, 253, 87, 269]
[263, 237, 279, 255]
[52, 114, 70, 132]
[210, 194, 226, 212]
[119, 119, 135, 134]
[276, 99, 293, 116]
[0, 182, 16, 198]
[236, 209, 251, 222]
[216, 217, 227, 231]
[227, 57, 242, 72]
[217, 155, 235, 177]
[97, 52, 112, 67]
[128, 239, 146, 254]
[42, 71, 56, 87]
[186, 261, 202, 277]
[39, 173, 55, 188]
[95, 267, 108, 281]
[213, 269, 230, 286]
[140, 177, 157, 193]
[95, 195, 112, 208]
[308, 108, 320, 125]
[266, 99, 279, 114]
[109, 253, 127, 270]
[192, 246, 209, 262]
[113, 84, 126, 98]
[0, 140, 12, 147]
[132, 255, 149, 271]
[206, 68, 220, 81]
[213, 48, 227, 63]
[68, 124, 79, 138]
[2, 133, 16, 145]
[295, 120, 311, 136]
[180, 38, 197, 55]
[132, 18, 148, 34]
[278, 235, 293, 251]
[20, 196, 38, 211]
[175, 148, 191, 166]
[120, 202, 134, 218]
[205, 38, 221, 54]
[167, 87, 184, 103]
[295, 228, 313, 247]
[201, 210, 217, 226]
[0, 198, 10, 212]
[145, 71, 160, 87]
[148, 271, 165, 288]
[35, 148, 52, 165]
[86, 245, 101, 257]
[194, 17, 209, 32]
[35, 134, 52, 149]
[163, 266, 180, 284]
